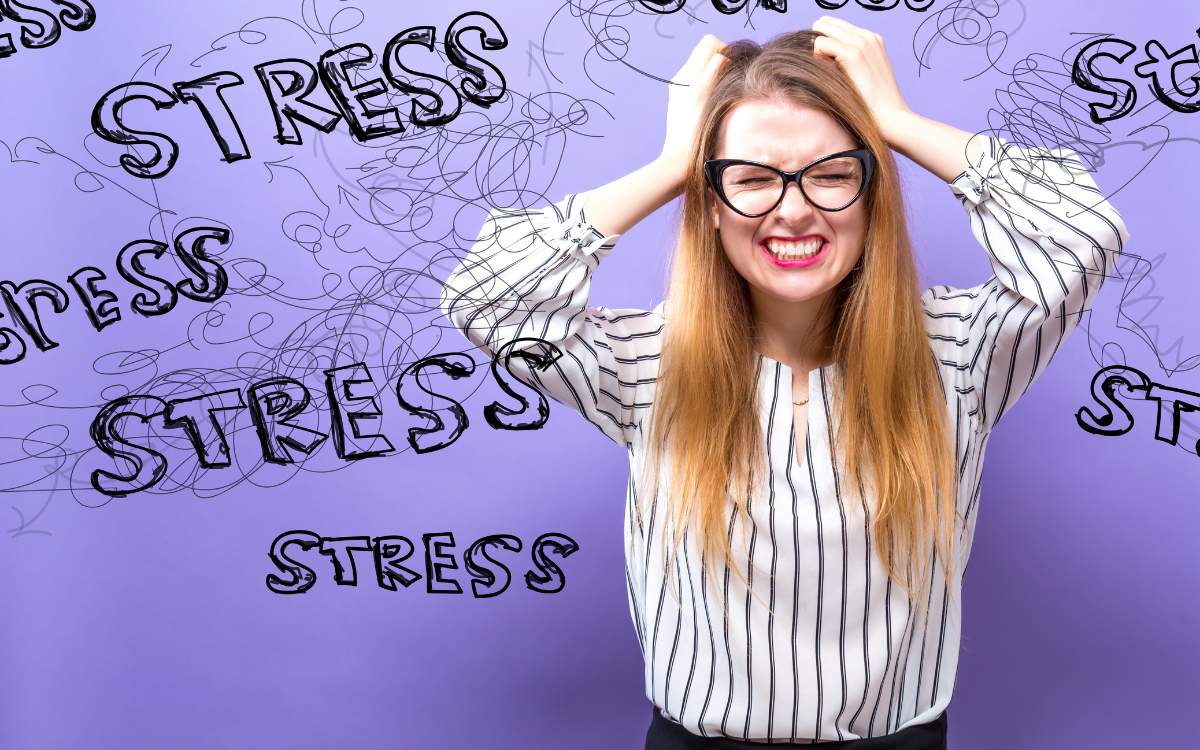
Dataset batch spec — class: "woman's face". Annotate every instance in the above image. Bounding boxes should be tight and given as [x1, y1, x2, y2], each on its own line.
[709, 98, 867, 309]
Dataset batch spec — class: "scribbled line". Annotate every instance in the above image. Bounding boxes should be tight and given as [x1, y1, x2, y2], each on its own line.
[651, 0, 713, 40]
[2, 0, 610, 531]
[545, 0, 944, 86]
[543, 0, 778, 93]
[637, 0, 936, 17]
[911, 0, 1026, 81]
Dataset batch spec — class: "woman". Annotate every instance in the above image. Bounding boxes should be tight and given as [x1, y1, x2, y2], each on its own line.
[440, 17, 1126, 749]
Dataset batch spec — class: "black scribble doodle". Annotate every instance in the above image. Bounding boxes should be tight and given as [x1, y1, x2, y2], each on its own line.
[536, 0, 798, 95]
[978, 32, 1195, 206]
[524, 39, 572, 170]
[954, 32, 1200, 409]
[1075, 244, 1200, 456]
[651, 0, 711, 39]
[555, 0, 942, 100]
[636, 0, 934, 14]
[550, 0, 787, 94]
[1086, 221, 1200, 377]
[188, 15, 319, 69]
[815, 0, 936, 10]
[0, 129, 227, 532]
[2, 0, 622, 526]
[165, 2, 609, 267]
[298, 0, 367, 46]
[5, 136, 162, 213]
[911, 0, 1026, 80]
[265, 529, 580, 595]
[1076, 364, 1200, 460]
[0, 0, 95, 61]
[4, 426, 71, 538]
[536, 1, 658, 94]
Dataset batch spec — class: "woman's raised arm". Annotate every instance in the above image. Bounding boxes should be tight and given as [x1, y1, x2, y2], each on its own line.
[924, 136, 1128, 433]
[813, 17, 1129, 432]
[438, 191, 661, 448]
[811, 15, 985, 181]
[437, 34, 728, 448]
[584, 33, 728, 235]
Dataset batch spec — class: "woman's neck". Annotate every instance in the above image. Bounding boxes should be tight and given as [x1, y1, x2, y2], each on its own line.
[751, 288, 837, 372]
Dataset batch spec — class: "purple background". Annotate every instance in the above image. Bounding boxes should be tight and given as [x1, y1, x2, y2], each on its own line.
[2, 1, 1197, 748]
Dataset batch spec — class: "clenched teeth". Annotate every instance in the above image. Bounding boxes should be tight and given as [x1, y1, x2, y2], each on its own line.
[765, 239, 824, 259]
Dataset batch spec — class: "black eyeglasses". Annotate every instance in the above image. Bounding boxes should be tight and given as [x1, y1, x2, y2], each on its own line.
[704, 148, 876, 217]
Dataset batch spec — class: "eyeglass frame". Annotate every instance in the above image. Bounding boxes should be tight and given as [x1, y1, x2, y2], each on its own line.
[703, 148, 877, 217]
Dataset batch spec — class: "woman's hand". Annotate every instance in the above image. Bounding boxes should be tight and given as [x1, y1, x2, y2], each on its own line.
[578, 34, 727, 237]
[657, 33, 729, 192]
[811, 16, 912, 148]
[812, 16, 978, 183]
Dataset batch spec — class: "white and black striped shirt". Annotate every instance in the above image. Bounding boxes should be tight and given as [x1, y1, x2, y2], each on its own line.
[439, 135, 1127, 741]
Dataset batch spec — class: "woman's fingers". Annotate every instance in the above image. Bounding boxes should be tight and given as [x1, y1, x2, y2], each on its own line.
[659, 33, 728, 174]
[814, 15, 877, 44]
[671, 44, 702, 83]
[810, 18, 910, 147]
[702, 49, 727, 81]
[674, 33, 725, 84]
[811, 16, 854, 43]
[691, 52, 727, 112]
[812, 16, 884, 61]
[813, 17, 890, 69]
[812, 34, 852, 63]
[811, 19, 859, 60]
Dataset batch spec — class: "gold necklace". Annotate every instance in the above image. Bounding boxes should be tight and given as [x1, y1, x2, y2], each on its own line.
[792, 397, 809, 406]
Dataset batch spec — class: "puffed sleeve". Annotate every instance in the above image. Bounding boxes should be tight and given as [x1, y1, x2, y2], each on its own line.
[438, 191, 664, 449]
[921, 135, 1130, 433]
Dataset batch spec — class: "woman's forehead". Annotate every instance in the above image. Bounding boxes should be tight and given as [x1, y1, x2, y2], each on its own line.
[716, 99, 853, 165]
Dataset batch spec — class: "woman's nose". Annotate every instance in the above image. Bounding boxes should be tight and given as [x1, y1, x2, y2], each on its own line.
[774, 180, 816, 223]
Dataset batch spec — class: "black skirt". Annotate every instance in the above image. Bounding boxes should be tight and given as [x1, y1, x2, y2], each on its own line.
[644, 706, 948, 750]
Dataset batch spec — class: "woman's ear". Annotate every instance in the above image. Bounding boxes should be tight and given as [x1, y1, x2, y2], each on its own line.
[709, 193, 720, 229]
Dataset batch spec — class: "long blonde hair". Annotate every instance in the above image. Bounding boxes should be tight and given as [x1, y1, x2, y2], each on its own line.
[638, 30, 962, 618]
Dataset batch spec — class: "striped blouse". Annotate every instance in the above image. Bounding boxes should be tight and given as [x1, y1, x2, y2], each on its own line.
[439, 135, 1128, 741]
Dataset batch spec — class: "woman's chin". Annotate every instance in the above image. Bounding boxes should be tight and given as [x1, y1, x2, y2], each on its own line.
[755, 280, 831, 305]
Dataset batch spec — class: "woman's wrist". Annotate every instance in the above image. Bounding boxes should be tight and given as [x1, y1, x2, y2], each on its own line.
[879, 108, 977, 184]
[874, 106, 917, 152]
[651, 152, 688, 197]
[581, 156, 687, 238]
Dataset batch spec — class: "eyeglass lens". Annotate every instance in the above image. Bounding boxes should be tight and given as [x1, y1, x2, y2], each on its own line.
[721, 156, 865, 214]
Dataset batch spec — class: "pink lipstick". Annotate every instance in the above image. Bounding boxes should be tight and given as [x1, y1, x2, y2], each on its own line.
[758, 236, 830, 268]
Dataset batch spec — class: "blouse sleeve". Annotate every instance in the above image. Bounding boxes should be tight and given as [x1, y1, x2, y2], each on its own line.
[921, 135, 1130, 434]
[438, 191, 663, 449]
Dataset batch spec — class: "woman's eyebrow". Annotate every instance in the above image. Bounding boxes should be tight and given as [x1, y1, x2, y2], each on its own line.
[729, 150, 848, 167]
